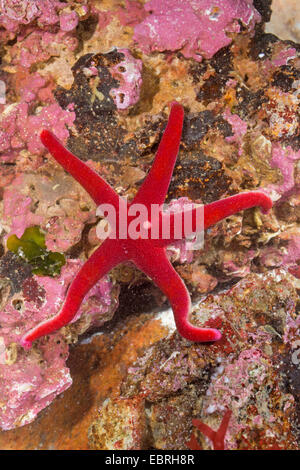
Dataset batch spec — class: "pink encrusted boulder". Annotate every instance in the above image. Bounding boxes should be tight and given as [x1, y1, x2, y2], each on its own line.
[109, 48, 143, 110]
[0, 2, 88, 66]
[10, 30, 78, 69]
[0, 334, 72, 431]
[0, 258, 118, 430]
[0, 0, 87, 33]
[91, 269, 298, 450]
[133, 0, 261, 61]
[0, 0, 61, 32]
[2, 176, 43, 239]
[60, 9, 83, 32]
[0, 0, 43, 31]
[1, 167, 97, 253]
[0, 101, 75, 160]
[268, 144, 300, 199]
[223, 108, 248, 156]
[70, 47, 143, 112]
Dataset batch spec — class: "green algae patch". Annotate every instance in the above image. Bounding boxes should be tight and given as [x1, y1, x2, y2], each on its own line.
[7, 226, 65, 277]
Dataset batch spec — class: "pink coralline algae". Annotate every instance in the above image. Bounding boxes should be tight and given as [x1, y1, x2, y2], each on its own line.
[0, 334, 72, 431]
[0, 0, 86, 67]
[116, 0, 148, 27]
[0, 260, 117, 430]
[18, 72, 48, 104]
[223, 108, 248, 155]
[259, 143, 300, 274]
[0, 0, 84, 32]
[0, 0, 57, 31]
[10, 30, 78, 69]
[60, 10, 81, 32]
[263, 47, 297, 72]
[0, 101, 75, 159]
[3, 176, 43, 239]
[260, 228, 300, 279]
[2, 166, 96, 253]
[44, 216, 89, 253]
[268, 143, 300, 198]
[282, 230, 300, 266]
[205, 349, 269, 412]
[133, 0, 261, 61]
[109, 49, 143, 110]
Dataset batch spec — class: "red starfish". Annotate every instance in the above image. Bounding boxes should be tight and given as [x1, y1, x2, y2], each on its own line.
[187, 410, 232, 450]
[20, 103, 272, 349]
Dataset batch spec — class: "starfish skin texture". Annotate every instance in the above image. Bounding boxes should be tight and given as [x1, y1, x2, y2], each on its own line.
[187, 410, 232, 450]
[20, 102, 272, 349]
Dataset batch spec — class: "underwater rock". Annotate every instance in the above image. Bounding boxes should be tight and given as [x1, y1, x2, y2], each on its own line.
[0, 258, 118, 430]
[0, 0, 299, 450]
[133, 0, 261, 61]
[89, 270, 299, 450]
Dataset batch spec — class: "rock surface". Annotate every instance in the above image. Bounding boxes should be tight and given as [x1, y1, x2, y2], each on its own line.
[0, 0, 299, 449]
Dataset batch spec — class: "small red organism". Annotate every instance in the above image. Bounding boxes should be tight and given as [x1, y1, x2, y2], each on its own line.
[187, 410, 232, 450]
[288, 265, 300, 279]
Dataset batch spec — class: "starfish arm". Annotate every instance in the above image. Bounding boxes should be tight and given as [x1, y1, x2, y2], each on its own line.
[215, 409, 232, 448]
[203, 191, 272, 229]
[40, 130, 121, 209]
[186, 432, 202, 450]
[192, 419, 216, 443]
[192, 412, 231, 450]
[20, 238, 126, 349]
[133, 248, 221, 342]
[156, 191, 272, 246]
[132, 102, 184, 208]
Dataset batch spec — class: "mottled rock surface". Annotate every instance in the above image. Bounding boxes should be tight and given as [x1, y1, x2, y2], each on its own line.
[0, 0, 299, 449]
